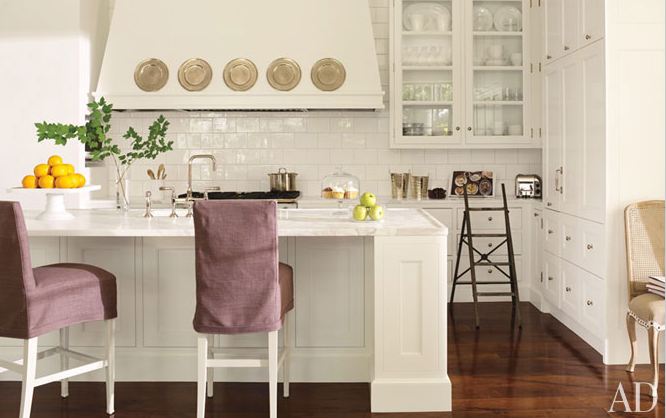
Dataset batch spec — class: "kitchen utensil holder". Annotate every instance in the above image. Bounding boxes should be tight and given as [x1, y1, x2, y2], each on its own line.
[390, 172, 411, 200]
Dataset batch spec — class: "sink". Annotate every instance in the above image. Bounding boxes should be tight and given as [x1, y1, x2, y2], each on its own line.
[145, 208, 190, 218]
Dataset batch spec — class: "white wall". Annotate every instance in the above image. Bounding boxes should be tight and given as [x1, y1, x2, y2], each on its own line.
[604, 0, 665, 364]
[0, 0, 107, 209]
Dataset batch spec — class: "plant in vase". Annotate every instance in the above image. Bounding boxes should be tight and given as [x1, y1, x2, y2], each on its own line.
[35, 97, 173, 210]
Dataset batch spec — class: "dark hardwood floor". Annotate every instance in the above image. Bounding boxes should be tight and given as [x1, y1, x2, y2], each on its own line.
[0, 303, 662, 417]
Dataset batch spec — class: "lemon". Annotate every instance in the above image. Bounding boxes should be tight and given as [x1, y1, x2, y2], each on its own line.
[34, 164, 50, 178]
[55, 175, 76, 189]
[22, 175, 37, 189]
[38, 175, 55, 189]
[65, 164, 75, 175]
[73, 173, 86, 188]
[50, 164, 69, 178]
[48, 155, 63, 167]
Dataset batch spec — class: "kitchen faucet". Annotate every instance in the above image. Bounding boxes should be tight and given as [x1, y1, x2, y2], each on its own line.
[187, 154, 219, 201]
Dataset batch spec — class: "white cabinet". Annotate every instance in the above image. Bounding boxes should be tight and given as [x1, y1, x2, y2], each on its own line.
[560, 259, 581, 317]
[581, 270, 604, 335]
[142, 238, 198, 348]
[543, 252, 560, 307]
[294, 237, 365, 348]
[580, 0, 604, 46]
[530, 210, 544, 295]
[391, 0, 534, 148]
[543, 42, 605, 223]
[543, 209, 560, 256]
[545, 0, 604, 61]
[66, 238, 137, 348]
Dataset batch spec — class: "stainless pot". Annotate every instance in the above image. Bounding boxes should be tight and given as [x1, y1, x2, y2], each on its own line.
[268, 168, 298, 192]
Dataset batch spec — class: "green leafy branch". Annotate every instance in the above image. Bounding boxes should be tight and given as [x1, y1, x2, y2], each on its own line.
[35, 97, 174, 184]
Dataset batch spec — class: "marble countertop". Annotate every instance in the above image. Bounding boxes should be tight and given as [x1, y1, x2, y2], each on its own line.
[297, 196, 542, 209]
[23, 208, 448, 238]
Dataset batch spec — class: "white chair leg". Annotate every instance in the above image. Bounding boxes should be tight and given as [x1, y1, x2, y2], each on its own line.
[60, 327, 70, 398]
[625, 313, 637, 372]
[105, 319, 116, 415]
[268, 330, 278, 418]
[19, 338, 38, 418]
[197, 336, 208, 418]
[648, 327, 660, 398]
[282, 315, 290, 398]
[207, 335, 214, 398]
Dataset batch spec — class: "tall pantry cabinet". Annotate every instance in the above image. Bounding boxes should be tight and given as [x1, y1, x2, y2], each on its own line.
[540, 0, 665, 364]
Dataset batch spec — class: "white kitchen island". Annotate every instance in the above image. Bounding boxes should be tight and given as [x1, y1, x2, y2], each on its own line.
[5, 208, 450, 413]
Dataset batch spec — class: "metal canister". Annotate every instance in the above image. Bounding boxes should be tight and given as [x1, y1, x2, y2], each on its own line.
[268, 168, 298, 192]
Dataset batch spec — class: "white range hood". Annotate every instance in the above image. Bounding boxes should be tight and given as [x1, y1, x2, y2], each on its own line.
[95, 0, 384, 110]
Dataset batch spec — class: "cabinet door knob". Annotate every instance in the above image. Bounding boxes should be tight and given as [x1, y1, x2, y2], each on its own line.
[548, 276, 554, 281]
[564, 46, 570, 51]
[565, 236, 572, 241]
[488, 216, 493, 222]
[587, 244, 594, 250]
[566, 286, 572, 292]
[585, 34, 592, 40]
[488, 269, 493, 274]
[547, 202, 553, 207]
[548, 229, 554, 234]
[467, 127, 473, 131]
[586, 300, 593, 306]
[456, 126, 461, 131]
[488, 243, 493, 248]
[547, 55, 552, 59]
[534, 212, 540, 217]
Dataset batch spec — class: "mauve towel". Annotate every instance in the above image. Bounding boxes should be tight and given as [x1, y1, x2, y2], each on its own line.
[193, 200, 294, 335]
[0, 201, 117, 339]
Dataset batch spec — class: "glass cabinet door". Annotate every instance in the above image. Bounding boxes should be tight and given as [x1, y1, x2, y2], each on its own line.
[465, 0, 529, 143]
[394, 0, 463, 146]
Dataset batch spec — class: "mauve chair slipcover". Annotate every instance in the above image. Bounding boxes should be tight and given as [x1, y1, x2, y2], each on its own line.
[193, 200, 294, 335]
[0, 201, 117, 339]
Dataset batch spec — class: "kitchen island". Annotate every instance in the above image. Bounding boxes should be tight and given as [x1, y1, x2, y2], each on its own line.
[3, 208, 450, 413]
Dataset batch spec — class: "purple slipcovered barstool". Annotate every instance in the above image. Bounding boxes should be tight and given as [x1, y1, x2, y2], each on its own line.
[0, 202, 117, 418]
[193, 200, 294, 418]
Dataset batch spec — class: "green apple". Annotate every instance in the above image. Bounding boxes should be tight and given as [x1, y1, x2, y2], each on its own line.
[360, 192, 377, 208]
[353, 205, 369, 221]
[369, 205, 384, 221]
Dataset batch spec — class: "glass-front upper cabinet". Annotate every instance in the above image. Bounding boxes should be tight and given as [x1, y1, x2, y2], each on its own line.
[465, 0, 530, 144]
[390, 0, 533, 148]
[391, 0, 463, 147]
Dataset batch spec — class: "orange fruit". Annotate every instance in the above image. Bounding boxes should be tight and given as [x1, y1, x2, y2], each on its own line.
[38, 175, 55, 189]
[55, 175, 77, 189]
[48, 155, 63, 167]
[64, 164, 75, 175]
[50, 164, 69, 178]
[34, 164, 50, 178]
[22, 175, 37, 189]
[73, 173, 86, 188]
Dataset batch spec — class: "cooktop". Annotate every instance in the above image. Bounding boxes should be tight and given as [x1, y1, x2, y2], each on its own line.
[178, 191, 301, 203]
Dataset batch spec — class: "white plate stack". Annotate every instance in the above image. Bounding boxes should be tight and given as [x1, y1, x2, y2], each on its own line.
[647, 275, 665, 297]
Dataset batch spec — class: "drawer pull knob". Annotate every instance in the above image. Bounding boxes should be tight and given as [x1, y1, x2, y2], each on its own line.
[547, 202, 553, 207]
[547, 55, 552, 59]
[488, 216, 493, 221]
[564, 45, 570, 51]
[585, 34, 592, 40]
[587, 244, 594, 250]
[488, 269, 493, 274]
[548, 276, 554, 281]
[488, 243, 493, 248]
[565, 236, 571, 241]
[586, 300, 593, 306]
[534, 212, 540, 217]
[547, 229, 554, 234]
[565, 286, 572, 292]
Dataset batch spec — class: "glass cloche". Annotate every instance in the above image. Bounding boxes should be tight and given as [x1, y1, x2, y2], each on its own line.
[321, 167, 360, 201]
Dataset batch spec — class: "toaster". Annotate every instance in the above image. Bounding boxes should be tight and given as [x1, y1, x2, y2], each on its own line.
[515, 174, 542, 198]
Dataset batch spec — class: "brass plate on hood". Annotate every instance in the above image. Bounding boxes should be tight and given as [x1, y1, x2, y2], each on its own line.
[267, 58, 301, 91]
[223, 58, 258, 91]
[311, 58, 346, 91]
[178, 58, 212, 91]
[134, 59, 169, 92]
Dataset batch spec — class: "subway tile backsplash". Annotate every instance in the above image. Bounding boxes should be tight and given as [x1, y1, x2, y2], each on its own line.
[104, 0, 541, 199]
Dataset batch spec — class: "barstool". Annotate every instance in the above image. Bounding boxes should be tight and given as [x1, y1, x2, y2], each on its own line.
[193, 200, 294, 418]
[0, 201, 117, 418]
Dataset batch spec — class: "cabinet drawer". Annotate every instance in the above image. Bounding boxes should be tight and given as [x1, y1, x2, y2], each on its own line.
[561, 260, 582, 319]
[458, 232, 523, 255]
[560, 214, 579, 262]
[455, 256, 524, 283]
[426, 209, 454, 256]
[456, 208, 522, 231]
[543, 252, 561, 308]
[581, 270, 605, 336]
[543, 210, 561, 256]
[579, 219, 605, 277]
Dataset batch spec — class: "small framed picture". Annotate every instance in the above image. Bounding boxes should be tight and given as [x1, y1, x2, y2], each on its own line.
[451, 171, 494, 197]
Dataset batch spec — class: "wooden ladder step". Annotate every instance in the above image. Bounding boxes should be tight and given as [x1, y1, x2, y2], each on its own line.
[477, 292, 515, 297]
[469, 233, 507, 238]
[466, 207, 506, 212]
[454, 281, 512, 285]
[475, 261, 511, 266]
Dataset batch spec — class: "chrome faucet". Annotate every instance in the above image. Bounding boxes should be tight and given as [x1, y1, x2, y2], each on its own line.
[187, 154, 218, 201]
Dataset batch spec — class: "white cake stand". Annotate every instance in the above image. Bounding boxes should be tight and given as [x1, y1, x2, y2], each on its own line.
[7, 185, 101, 221]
